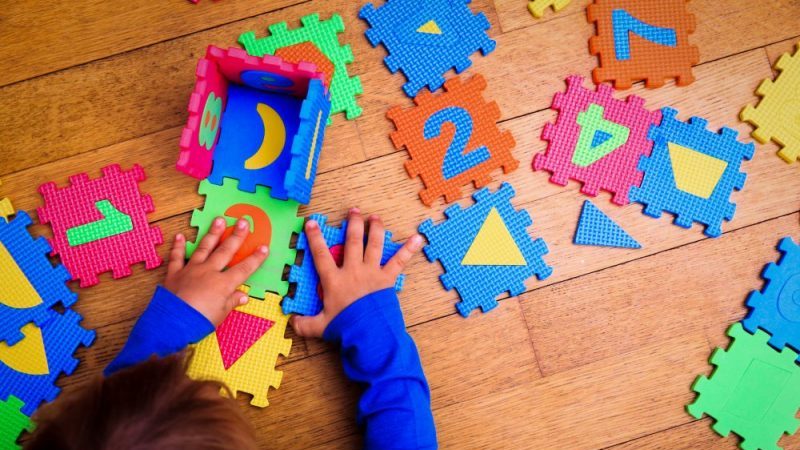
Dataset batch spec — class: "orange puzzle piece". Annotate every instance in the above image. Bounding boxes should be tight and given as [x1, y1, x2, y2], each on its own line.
[275, 42, 335, 89]
[387, 74, 518, 206]
[588, 0, 699, 89]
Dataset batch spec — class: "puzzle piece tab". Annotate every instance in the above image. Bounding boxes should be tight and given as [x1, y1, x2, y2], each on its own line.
[574, 200, 640, 248]
[0, 180, 13, 222]
[419, 182, 552, 317]
[588, 0, 699, 89]
[187, 293, 291, 408]
[389, 74, 518, 206]
[533, 76, 661, 205]
[740, 43, 800, 164]
[688, 323, 800, 450]
[528, 0, 572, 18]
[284, 214, 405, 316]
[360, 0, 496, 97]
[0, 395, 32, 450]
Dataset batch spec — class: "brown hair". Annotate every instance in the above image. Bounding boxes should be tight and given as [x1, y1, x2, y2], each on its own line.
[25, 354, 257, 450]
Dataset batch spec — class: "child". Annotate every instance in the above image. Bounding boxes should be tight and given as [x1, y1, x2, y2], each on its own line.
[25, 209, 438, 450]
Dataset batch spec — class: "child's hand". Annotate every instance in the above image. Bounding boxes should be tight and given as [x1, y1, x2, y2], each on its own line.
[164, 217, 269, 326]
[290, 209, 423, 338]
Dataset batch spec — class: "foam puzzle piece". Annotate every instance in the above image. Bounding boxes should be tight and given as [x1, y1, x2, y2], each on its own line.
[284, 214, 406, 316]
[528, 0, 572, 18]
[0, 395, 32, 450]
[360, 0, 496, 98]
[588, 0, 699, 89]
[187, 179, 303, 298]
[688, 323, 800, 450]
[574, 200, 641, 249]
[0, 180, 13, 222]
[0, 309, 95, 416]
[388, 74, 518, 206]
[533, 76, 661, 205]
[0, 211, 77, 345]
[419, 182, 552, 317]
[740, 43, 800, 164]
[239, 13, 363, 121]
[187, 293, 291, 408]
[630, 107, 754, 238]
[37, 164, 163, 287]
[743, 237, 800, 354]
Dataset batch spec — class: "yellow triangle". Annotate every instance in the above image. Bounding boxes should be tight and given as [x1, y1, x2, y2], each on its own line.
[668, 143, 728, 199]
[0, 242, 43, 309]
[417, 20, 442, 35]
[0, 323, 49, 375]
[462, 208, 526, 266]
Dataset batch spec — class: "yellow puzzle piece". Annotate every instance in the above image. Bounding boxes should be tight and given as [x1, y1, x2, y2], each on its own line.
[740, 42, 800, 164]
[0, 323, 49, 375]
[668, 143, 728, 199]
[0, 180, 14, 221]
[186, 293, 291, 408]
[528, 0, 572, 18]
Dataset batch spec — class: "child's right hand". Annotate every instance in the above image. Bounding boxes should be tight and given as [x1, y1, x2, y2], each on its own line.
[290, 208, 423, 338]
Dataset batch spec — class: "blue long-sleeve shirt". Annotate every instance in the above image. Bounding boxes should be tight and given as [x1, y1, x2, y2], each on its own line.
[106, 286, 437, 449]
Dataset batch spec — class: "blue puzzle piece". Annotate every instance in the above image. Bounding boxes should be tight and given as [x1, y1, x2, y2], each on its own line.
[743, 237, 800, 354]
[0, 211, 77, 345]
[419, 182, 552, 317]
[0, 308, 95, 416]
[574, 200, 641, 249]
[284, 213, 405, 316]
[612, 9, 677, 61]
[359, 0, 496, 97]
[630, 107, 754, 238]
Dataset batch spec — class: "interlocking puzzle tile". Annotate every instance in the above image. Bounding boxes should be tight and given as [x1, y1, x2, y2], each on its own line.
[187, 179, 303, 298]
[0, 212, 77, 345]
[0, 309, 95, 416]
[743, 237, 800, 354]
[528, 0, 572, 18]
[239, 13, 363, 121]
[37, 164, 163, 287]
[533, 76, 661, 205]
[187, 293, 291, 408]
[741, 43, 800, 164]
[587, 0, 699, 89]
[360, 0, 496, 98]
[630, 107, 754, 238]
[688, 323, 800, 450]
[284, 214, 406, 316]
[0, 180, 13, 222]
[419, 182, 552, 317]
[0, 395, 32, 450]
[388, 74, 518, 206]
[574, 200, 641, 248]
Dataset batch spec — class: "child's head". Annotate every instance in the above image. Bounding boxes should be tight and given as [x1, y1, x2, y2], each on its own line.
[25, 354, 257, 450]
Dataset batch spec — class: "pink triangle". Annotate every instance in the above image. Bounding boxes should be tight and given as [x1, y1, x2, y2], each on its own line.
[216, 310, 275, 370]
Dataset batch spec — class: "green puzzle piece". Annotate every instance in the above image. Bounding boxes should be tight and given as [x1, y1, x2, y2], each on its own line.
[572, 104, 630, 167]
[238, 13, 363, 122]
[187, 179, 303, 298]
[687, 323, 800, 450]
[0, 396, 33, 450]
[66, 200, 133, 246]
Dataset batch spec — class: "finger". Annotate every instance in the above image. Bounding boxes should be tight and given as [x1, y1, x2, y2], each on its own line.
[344, 208, 365, 267]
[226, 245, 269, 287]
[167, 233, 187, 276]
[304, 220, 337, 277]
[190, 217, 225, 264]
[224, 290, 250, 314]
[364, 215, 385, 266]
[207, 218, 250, 270]
[383, 234, 423, 280]
[290, 314, 326, 338]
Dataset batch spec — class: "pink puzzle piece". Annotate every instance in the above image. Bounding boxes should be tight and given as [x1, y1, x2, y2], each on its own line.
[533, 75, 661, 205]
[176, 45, 326, 179]
[37, 164, 163, 287]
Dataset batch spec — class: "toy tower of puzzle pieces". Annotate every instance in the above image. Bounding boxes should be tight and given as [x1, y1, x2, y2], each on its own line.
[533, 76, 661, 206]
[37, 164, 163, 287]
[388, 74, 518, 207]
[630, 107, 754, 238]
[0, 180, 14, 222]
[740, 42, 800, 164]
[528, 0, 572, 18]
[588, 0, 699, 89]
[360, 0, 496, 97]
[239, 14, 362, 121]
[574, 200, 641, 249]
[0, 395, 33, 450]
[419, 183, 552, 317]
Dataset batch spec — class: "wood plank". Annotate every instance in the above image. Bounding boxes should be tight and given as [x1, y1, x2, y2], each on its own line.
[765, 37, 799, 64]
[493, 0, 591, 34]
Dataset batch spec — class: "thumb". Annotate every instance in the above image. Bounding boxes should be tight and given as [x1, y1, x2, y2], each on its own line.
[225, 291, 250, 314]
[290, 314, 326, 338]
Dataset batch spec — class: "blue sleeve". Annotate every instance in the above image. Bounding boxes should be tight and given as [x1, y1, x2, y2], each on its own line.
[323, 288, 438, 450]
[105, 286, 215, 376]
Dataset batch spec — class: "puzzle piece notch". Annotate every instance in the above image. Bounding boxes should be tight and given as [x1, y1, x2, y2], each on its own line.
[0, 180, 14, 222]
[284, 214, 406, 316]
[360, 0, 496, 97]
[574, 200, 641, 249]
[528, 0, 572, 18]
[740, 43, 800, 164]
[388, 74, 518, 206]
[0, 395, 33, 450]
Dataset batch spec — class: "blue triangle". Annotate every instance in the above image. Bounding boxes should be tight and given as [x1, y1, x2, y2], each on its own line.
[574, 200, 641, 249]
[591, 130, 613, 149]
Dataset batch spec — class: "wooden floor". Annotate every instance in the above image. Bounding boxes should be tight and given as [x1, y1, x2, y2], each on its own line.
[1, 0, 799, 448]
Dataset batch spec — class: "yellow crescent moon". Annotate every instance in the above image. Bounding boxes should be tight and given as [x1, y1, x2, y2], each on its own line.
[0, 323, 49, 375]
[0, 242, 42, 309]
[244, 103, 286, 170]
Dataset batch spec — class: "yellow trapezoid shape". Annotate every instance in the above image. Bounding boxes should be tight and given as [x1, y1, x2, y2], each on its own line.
[668, 143, 728, 199]
[0, 242, 43, 309]
[417, 20, 442, 35]
[0, 323, 49, 375]
[462, 208, 526, 266]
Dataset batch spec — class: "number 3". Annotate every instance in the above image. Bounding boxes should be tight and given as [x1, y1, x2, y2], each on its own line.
[424, 107, 490, 180]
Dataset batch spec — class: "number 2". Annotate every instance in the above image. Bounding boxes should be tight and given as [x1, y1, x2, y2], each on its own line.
[424, 107, 490, 180]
